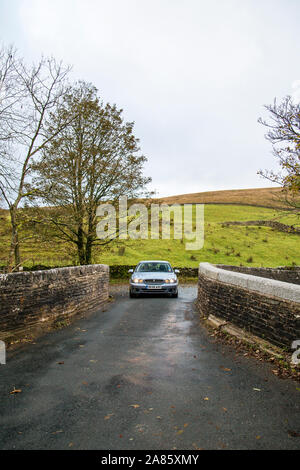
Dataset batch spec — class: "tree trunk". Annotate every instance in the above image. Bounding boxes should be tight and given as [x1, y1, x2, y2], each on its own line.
[77, 225, 86, 265]
[8, 207, 21, 271]
[85, 237, 93, 265]
[85, 210, 95, 265]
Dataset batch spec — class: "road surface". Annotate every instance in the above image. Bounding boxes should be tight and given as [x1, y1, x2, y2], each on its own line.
[0, 286, 299, 450]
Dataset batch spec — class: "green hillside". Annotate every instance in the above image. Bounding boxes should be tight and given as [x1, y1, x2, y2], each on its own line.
[1, 204, 299, 269]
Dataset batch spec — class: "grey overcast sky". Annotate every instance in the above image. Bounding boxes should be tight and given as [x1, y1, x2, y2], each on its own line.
[1, 0, 300, 197]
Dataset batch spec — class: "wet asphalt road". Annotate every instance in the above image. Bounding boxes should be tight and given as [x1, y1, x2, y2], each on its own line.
[0, 286, 299, 450]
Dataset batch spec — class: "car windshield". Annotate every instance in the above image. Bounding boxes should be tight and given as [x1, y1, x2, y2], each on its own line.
[136, 262, 173, 273]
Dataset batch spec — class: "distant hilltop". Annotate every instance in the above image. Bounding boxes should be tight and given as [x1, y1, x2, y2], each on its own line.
[154, 187, 292, 209]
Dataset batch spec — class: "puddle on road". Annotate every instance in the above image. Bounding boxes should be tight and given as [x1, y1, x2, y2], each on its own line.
[112, 286, 200, 388]
[147, 295, 201, 377]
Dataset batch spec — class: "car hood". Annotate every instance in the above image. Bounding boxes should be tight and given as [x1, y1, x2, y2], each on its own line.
[131, 272, 177, 280]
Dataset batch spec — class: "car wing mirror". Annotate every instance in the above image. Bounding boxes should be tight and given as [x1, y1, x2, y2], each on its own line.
[174, 269, 180, 274]
[128, 269, 134, 273]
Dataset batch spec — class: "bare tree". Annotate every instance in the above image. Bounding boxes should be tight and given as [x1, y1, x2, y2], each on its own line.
[32, 81, 152, 265]
[0, 45, 23, 199]
[258, 96, 300, 213]
[0, 45, 71, 270]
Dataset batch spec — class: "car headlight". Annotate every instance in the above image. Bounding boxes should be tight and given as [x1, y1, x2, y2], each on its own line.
[166, 278, 176, 283]
[132, 278, 143, 284]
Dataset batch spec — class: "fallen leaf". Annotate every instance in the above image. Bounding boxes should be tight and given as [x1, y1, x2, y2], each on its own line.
[204, 397, 210, 401]
[57, 361, 64, 365]
[176, 430, 183, 435]
[130, 404, 140, 409]
[10, 388, 22, 394]
[104, 413, 114, 420]
[256, 436, 261, 440]
[193, 443, 204, 450]
[288, 430, 300, 438]
[253, 388, 261, 392]
[184, 423, 189, 428]
[223, 408, 228, 412]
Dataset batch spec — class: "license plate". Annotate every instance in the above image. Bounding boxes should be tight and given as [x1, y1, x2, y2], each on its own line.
[148, 285, 162, 289]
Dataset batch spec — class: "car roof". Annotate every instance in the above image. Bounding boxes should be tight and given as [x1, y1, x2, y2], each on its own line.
[137, 260, 171, 264]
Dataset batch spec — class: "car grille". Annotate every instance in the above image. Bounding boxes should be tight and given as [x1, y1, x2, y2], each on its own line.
[144, 279, 164, 285]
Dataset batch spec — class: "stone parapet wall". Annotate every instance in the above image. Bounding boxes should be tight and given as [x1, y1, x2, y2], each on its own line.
[0, 264, 109, 343]
[198, 263, 300, 349]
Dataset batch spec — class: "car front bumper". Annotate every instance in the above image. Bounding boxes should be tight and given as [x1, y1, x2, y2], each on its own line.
[130, 282, 178, 294]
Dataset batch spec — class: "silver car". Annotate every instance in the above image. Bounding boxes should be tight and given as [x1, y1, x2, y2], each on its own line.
[129, 260, 179, 298]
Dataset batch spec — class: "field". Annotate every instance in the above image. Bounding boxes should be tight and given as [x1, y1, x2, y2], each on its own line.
[1, 197, 299, 269]
[96, 204, 300, 268]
